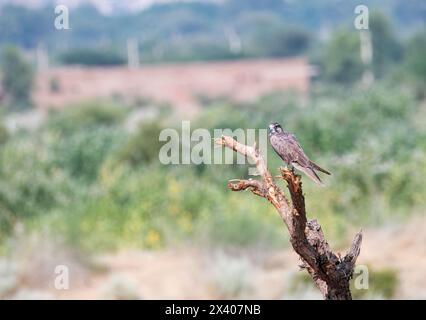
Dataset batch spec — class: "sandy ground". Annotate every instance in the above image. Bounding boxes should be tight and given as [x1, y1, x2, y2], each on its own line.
[47, 216, 426, 300]
[2, 215, 425, 300]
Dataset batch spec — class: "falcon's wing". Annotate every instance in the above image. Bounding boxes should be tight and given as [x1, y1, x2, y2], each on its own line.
[287, 134, 331, 175]
[269, 134, 289, 162]
[283, 133, 311, 167]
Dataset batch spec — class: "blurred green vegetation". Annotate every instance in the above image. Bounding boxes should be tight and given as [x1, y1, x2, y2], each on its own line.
[0, 5, 425, 255]
[116, 121, 165, 167]
[290, 266, 399, 299]
[0, 1, 423, 64]
[319, 13, 403, 84]
[320, 30, 364, 84]
[0, 74, 424, 252]
[404, 31, 426, 98]
[351, 266, 399, 299]
[0, 46, 34, 110]
[59, 48, 126, 66]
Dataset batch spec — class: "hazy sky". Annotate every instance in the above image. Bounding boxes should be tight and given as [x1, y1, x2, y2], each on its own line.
[0, 0, 219, 14]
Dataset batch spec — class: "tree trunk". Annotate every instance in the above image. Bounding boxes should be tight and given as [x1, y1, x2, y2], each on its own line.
[215, 135, 362, 300]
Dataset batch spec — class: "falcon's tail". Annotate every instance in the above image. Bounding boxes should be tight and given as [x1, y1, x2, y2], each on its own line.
[309, 161, 331, 175]
[293, 163, 325, 187]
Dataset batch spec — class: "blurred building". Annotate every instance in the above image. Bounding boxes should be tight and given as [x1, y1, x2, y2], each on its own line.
[33, 58, 311, 112]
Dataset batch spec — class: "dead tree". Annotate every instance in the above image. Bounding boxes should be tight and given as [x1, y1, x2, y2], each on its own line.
[215, 135, 362, 300]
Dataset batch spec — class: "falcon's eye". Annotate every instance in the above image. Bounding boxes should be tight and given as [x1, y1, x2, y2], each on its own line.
[273, 124, 282, 133]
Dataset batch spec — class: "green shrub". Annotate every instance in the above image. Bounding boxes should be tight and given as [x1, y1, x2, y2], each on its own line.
[47, 101, 128, 136]
[51, 127, 126, 182]
[0, 136, 77, 237]
[320, 30, 364, 84]
[0, 121, 9, 145]
[0, 46, 34, 110]
[404, 31, 426, 83]
[351, 266, 399, 299]
[115, 121, 165, 166]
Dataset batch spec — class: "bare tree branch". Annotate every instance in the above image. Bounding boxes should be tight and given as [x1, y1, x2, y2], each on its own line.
[214, 135, 363, 300]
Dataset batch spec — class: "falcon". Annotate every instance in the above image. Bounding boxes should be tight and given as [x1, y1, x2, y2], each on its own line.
[268, 122, 331, 186]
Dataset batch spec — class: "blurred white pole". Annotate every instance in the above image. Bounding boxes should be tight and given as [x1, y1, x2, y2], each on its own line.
[127, 38, 140, 69]
[224, 27, 242, 54]
[36, 42, 49, 71]
[360, 30, 374, 86]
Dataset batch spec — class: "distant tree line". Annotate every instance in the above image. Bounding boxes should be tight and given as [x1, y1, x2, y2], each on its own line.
[0, 0, 423, 63]
[0, 1, 425, 112]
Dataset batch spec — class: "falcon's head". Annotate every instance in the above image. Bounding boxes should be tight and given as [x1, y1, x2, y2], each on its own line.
[268, 122, 284, 135]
